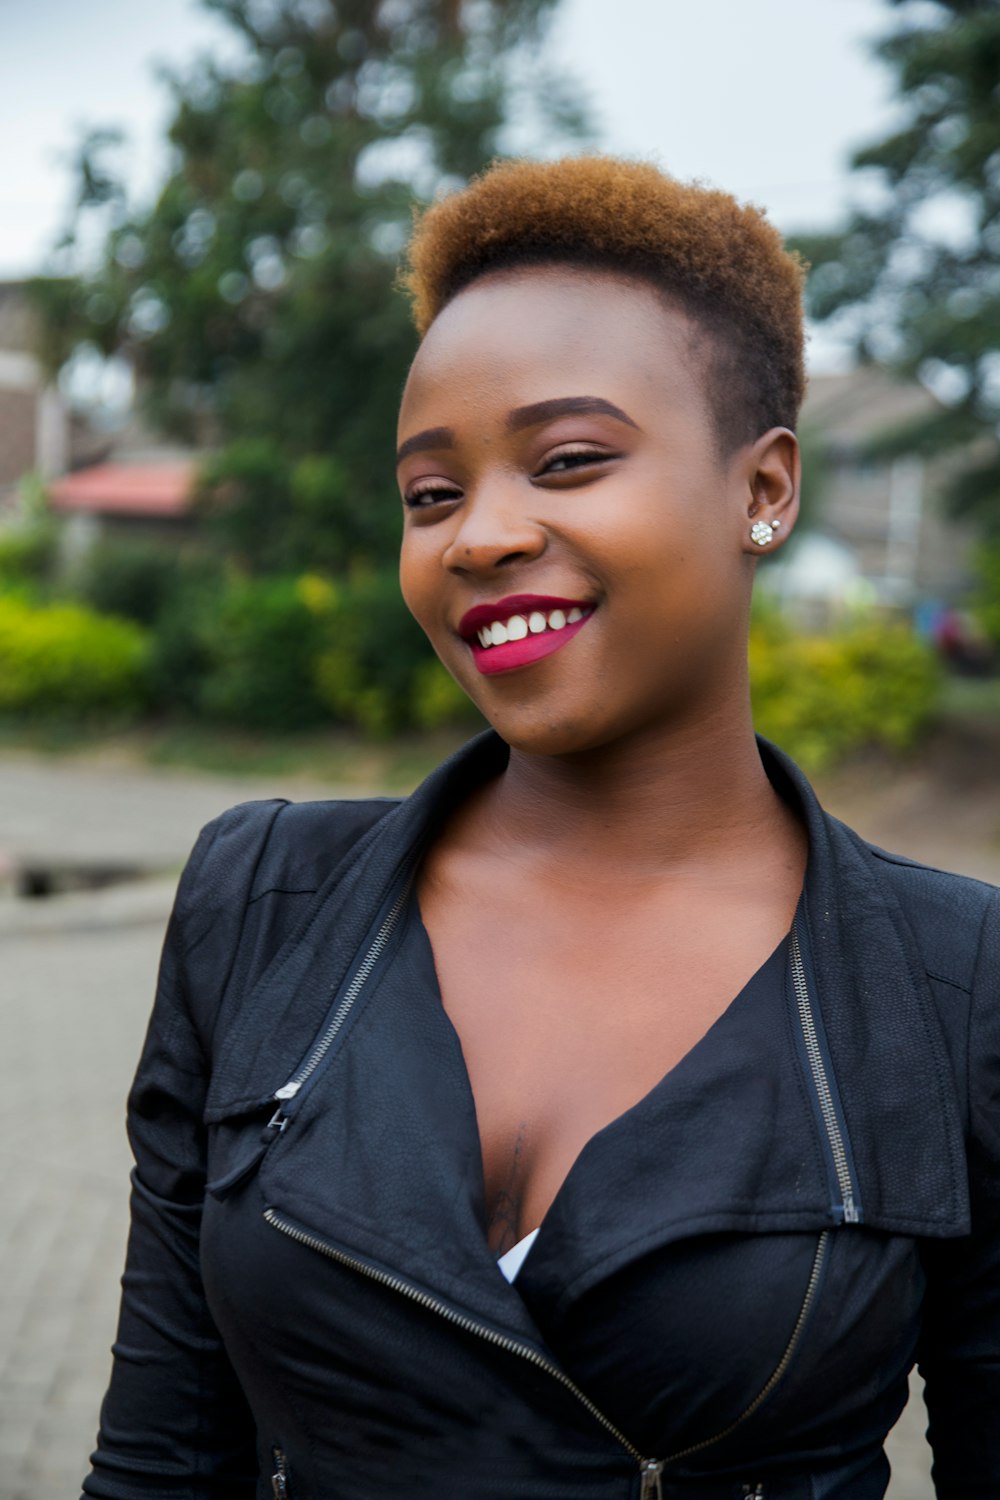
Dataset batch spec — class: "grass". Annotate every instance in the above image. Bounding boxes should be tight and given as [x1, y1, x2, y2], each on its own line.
[938, 673, 1000, 720]
[1, 669, 998, 794]
[0, 717, 473, 793]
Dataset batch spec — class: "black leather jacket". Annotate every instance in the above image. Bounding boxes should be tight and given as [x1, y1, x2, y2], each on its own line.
[83, 734, 1000, 1500]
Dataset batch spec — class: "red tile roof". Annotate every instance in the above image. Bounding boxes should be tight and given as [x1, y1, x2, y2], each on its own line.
[47, 462, 196, 517]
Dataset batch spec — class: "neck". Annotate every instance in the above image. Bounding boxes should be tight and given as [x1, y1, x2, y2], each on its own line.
[483, 700, 794, 880]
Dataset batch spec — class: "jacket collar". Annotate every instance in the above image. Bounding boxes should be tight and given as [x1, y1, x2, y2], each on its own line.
[211, 730, 969, 1278]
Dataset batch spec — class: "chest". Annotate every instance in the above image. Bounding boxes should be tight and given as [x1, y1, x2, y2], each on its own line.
[417, 876, 796, 1250]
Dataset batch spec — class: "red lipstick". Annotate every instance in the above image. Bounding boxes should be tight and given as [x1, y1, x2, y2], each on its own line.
[458, 595, 588, 638]
[458, 594, 595, 676]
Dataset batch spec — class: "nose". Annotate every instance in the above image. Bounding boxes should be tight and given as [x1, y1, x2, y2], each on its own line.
[442, 478, 546, 577]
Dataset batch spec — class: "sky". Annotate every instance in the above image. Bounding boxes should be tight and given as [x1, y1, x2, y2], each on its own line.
[0, 0, 901, 364]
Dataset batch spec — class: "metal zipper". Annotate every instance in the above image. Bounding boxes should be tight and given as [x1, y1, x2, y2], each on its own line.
[789, 924, 859, 1224]
[268, 875, 413, 1129]
[262, 908, 836, 1487]
[265, 1209, 829, 1491]
[263, 1206, 658, 1481]
[271, 1444, 289, 1500]
[639, 1457, 665, 1497]
[660, 1229, 830, 1465]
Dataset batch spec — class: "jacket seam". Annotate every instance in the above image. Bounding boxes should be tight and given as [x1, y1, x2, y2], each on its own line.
[866, 844, 998, 892]
[965, 889, 1000, 1142]
[247, 884, 321, 904]
[207, 802, 292, 1056]
[924, 969, 973, 994]
[177, 801, 290, 1067]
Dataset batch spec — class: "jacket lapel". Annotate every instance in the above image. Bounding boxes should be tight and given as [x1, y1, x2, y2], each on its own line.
[764, 742, 970, 1239]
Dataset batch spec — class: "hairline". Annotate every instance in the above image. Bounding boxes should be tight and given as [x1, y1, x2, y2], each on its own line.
[426, 255, 767, 459]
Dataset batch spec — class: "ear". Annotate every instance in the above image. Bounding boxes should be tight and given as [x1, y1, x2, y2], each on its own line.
[740, 427, 800, 555]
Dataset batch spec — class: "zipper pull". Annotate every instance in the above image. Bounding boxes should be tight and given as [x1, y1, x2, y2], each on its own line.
[639, 1458, 664, 1498]
[271, 1446, 290, 1500]
[267, 1079, 303, 1136]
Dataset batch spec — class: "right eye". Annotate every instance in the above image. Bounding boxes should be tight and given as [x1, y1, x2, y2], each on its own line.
[403, 480, 462, 509]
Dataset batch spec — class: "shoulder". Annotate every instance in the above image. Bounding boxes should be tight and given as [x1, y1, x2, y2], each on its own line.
[173, 794, 402, 949]
[836, 817, 999, 996]
[246, 795, 402, 901]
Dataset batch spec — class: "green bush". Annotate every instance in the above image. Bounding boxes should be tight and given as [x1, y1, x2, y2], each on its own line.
[76, 538, 193, 626]
[313, 568, 436, 736]
[0, 524, 57, 588]
[145, 566, 223, 714]
[411, 658, 483, 732]
[196, 573, 330, 730]
[0, 596, 149, 717]
[750, 618, 940, 771]
[973, 542, 1000, 646]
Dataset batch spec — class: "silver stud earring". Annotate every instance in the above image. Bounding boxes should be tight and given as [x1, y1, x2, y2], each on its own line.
[750, 519, 780, 547]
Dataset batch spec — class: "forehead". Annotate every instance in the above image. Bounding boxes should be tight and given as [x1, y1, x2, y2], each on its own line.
[399, 266, 706, 434]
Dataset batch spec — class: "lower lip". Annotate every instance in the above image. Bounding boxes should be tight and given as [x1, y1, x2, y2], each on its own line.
[468, 613, 593, 676]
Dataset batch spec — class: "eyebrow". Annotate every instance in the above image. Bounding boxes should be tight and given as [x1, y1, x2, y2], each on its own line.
[395, 395, 638, 467]
[395, 426, 455, 465]
[507, 396, 639, 432]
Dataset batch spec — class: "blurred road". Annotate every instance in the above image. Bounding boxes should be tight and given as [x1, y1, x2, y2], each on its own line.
[4, 750, 989, 1499]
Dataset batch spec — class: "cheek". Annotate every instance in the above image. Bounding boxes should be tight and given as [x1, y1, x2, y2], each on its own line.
[399, 532, 463, 663]
[398, 534, 435, 629]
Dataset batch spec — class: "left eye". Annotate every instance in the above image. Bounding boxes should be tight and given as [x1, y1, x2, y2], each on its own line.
[538, 448, 611, 477]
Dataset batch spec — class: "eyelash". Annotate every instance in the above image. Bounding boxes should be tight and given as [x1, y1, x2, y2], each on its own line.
[538, 445, 611, 476]
[402, 446, 615, 509]
[403, 481, 462, 509]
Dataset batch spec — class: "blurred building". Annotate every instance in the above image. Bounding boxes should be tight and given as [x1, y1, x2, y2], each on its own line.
[769, 366, 977, 615]
[0, 281, 73, 508]
[0, 280, 198, 549]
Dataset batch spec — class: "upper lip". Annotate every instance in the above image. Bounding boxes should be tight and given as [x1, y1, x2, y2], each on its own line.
[457, 594, 593, 639]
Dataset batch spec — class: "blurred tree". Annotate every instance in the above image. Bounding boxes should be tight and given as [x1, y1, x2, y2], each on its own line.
[790, 0, 1000, 534]
[31, 0, 589, 572]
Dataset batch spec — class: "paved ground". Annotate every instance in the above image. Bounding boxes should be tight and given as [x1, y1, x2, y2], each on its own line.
[5, 748, 993, 1499]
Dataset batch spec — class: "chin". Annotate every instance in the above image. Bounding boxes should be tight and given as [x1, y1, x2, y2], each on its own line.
[475, 698, 620, 760]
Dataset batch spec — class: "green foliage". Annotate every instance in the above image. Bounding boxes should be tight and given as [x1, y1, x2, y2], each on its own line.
[313, 567, 435, 735]
[0, 596, 148, 717]
[0, 476, 59, 590]
[788, 0, 1000, 533]
[196, 572, 330, 730]
[74, 537, 198, 624]
[31, 0, 589, 573]
[750, 618, 941, 772]
[0, 525, 57, 589]
[411, 657, 483, 731]
[972, 540, 1000, 644]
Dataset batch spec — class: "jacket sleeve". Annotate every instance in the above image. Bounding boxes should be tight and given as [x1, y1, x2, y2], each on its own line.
[83, 801, 287, 1500]
[918, 888, 1000, 1499]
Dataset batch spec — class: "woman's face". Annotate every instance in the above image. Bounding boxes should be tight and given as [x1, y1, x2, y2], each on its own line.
[397, 265, 783, 758]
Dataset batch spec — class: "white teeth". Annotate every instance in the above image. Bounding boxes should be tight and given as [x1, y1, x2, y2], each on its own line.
[474, 607, 590, 649]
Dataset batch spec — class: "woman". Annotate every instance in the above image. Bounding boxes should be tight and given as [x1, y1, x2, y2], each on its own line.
[83, 158, 999, 1500]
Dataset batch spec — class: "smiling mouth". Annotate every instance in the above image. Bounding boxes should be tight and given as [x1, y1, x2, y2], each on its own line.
[459, 596, 595, 676]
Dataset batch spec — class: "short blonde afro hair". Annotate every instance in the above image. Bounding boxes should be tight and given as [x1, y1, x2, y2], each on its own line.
[402, 155, 807, 452]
